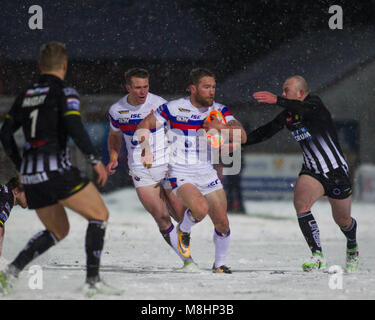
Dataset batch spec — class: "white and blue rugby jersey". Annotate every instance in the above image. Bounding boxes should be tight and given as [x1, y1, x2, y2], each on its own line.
[154, 97, 235, 175]
[108, 93, 168, 170]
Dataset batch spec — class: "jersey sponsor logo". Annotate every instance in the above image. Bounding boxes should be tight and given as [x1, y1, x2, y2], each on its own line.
[22, 95, 47, 107]
[118, 110, 130, 114]
[63, 87, 79, 97]
[66, 98, 80, 111]
[118, 117, 130, 124]
[178, 107, 191, 113]
[131, 113, 142, 119]
[191, 114, 201, 120]
[176, 115, 189, 123]
[21, 172, 49, 184]
[292, 127, 312, 142]
[207, 179, 219, 187]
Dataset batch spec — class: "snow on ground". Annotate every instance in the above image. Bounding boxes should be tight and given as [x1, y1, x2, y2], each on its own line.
[1, 187, 375, 300]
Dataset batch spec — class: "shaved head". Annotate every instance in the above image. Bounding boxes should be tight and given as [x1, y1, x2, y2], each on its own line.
[282, 75, 309, 101]
[286, 75, 309, 93]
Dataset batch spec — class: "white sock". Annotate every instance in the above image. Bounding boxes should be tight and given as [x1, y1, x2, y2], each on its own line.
[213, 228, 231, 268]
[179, 209, 198, 233]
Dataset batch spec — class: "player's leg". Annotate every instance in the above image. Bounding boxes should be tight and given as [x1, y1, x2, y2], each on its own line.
[205, 188, 232, 274]
[136, 184, 173, 231]
[163, 187, 186, 223]
[9, 204, 67, 273]
[175, 183, 209, 258]
[293, 174, 327, 271]
[59, 182, 109, 283]
[136, 184, 193, 265]
[0, 203, 66, 293]
[329, 196, 358, 271]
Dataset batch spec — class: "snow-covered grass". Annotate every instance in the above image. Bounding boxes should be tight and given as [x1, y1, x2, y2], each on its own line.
[1, 187, 374, 300]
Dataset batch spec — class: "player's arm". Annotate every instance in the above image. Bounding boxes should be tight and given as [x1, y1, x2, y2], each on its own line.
[0, 95, 24, 171]
[253, 91, 321, 118]
[136, 112, 162, 168]
[62, 90, 107, 186]
[106, 127, 122, 175]
[245, 111, 286, 146]
[275, 96, 322, 118]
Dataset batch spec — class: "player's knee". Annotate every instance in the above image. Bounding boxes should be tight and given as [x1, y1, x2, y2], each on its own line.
[294, 198, 312, 214]
[214, 219, 230, 234]
[191, 199, 209, 220]
[333, 215, 352, 229]
[53, 224, 70, 241]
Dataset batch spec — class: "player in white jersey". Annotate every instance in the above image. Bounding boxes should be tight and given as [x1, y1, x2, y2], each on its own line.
[106, 68, 196, 270]
[137, 68, 247, 273]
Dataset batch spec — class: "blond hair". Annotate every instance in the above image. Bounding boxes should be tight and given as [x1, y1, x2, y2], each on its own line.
[39, 41, 67, 72]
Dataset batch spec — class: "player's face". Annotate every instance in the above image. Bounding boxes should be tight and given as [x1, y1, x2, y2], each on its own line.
[194, 76, 216, 107]
[282, 79, 302, 100]
[126, 77, 149, 105]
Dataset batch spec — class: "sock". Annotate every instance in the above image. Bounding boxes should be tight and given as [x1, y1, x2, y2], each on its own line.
[179, 209, 199, 233]
[213, 228, 231, 268]
[85, 220, 107, 281]
[297, 211, 322, 254]
[11, 230, 58, 274]
[160, 224, 192, 262]
[340, 218, 357, 249]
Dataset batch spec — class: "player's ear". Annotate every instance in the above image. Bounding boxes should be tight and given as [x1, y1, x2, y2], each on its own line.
[125, 84, 131, 92]
[189, 84, 196, 95]
[297, 89, 304, 99]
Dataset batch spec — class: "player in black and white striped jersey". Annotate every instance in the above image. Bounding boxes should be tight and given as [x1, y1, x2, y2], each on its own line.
[247, 75, 358, 272]
[0, 41, 122, 296]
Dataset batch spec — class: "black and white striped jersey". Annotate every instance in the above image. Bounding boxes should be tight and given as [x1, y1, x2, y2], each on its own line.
[0, 74, 99, 183]
[246, 95, 348, 176]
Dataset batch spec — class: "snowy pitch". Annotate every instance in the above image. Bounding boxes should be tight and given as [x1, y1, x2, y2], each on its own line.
[1, 187, 374, 300]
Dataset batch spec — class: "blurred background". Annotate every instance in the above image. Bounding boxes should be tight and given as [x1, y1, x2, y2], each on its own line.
[1, 0, 375, 209]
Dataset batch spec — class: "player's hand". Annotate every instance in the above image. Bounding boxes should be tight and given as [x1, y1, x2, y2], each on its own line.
[202, 117, 226, 131]
[141, 148, 153, 169]
[253, 91, 277, 104]
[106, 159, 118, 175]
[93, 162, 108, 187]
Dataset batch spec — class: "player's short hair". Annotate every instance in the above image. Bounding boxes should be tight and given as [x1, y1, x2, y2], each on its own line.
[6, 177, 24, 192]
[39, 41, 67, 72]
[286, 75, 310, 94]
[124, 68, 150, 86]
[189, 68, 215, 86]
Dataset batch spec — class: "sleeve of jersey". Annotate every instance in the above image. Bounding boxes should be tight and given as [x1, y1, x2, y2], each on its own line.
[62, 88, 100, 162]
[0, 208, 10, 227]
[276, 96, 321, 119]
[153, 104, 169, 124]
[108, 108, 121, 132]
[220, 106, 236, 122]
[0, 95, 23, 170]
[245, 111, 286, 146]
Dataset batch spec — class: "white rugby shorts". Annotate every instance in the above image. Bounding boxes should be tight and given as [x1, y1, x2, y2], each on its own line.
[168, 169, 223, 196]
[129, 165, 171, 189]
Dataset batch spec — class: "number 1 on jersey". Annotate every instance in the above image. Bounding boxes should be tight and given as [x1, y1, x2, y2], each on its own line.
[29, 109, 39, 138]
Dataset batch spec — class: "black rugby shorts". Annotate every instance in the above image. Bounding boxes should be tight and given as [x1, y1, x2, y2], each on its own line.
[299, 165, 352, 199]
[23, 167, 90, 209]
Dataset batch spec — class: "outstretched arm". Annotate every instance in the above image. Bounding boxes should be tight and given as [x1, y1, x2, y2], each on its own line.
[245, 111, 286, 146]
[253, 91, 321, 118]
